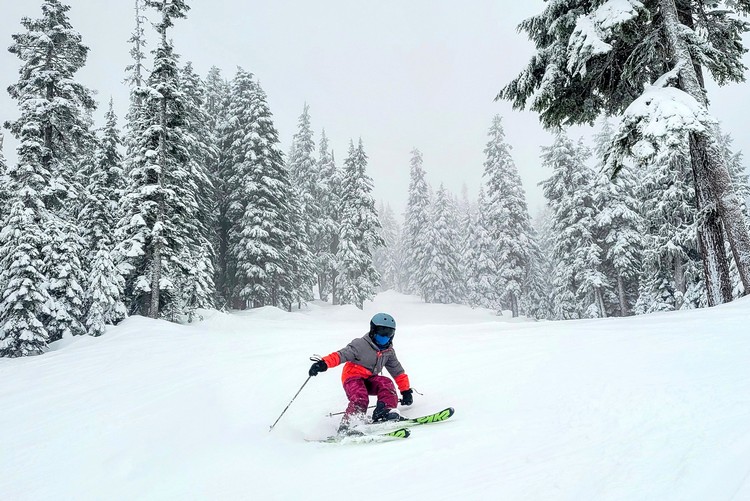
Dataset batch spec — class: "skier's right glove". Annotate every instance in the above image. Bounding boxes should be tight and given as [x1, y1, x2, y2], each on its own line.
[308, 360, 328, 377]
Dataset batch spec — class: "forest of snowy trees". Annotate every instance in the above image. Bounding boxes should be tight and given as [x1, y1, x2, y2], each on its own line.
[0, 0, 384, 357]
[1, 0, 750, 358]
[373, 0, 750, 318]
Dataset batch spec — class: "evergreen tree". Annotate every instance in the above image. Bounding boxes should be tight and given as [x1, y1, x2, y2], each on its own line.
[232, 79, 303, 309]
[336, 140, 383, 309]
[203, 66, 230, 301]
[464, 188, 498, 310]
[117, 0, 213, 319]
[79, 101, 127, 335]
[421, 185, 463, 304]
[482, 116, 535, 317]
[287, 104, 319, 301]
[592, 121, 645, 316]
[43, 223, 87, 341]
[5, 0, 97, 213]
[3, 0, 94, 349]
[315, 130, 341, 302]
[124, 0, 148, 91]
[721, 133, 750, 298]
[215, 68, 256, 306]
[0, 201, 51, 357]
[374, 203, 404, 292]
[454, 184, 474, 302]
[499, 0, 750, 301]
[80, 101, 124, 253]
[523, 207, 554, 320]
[403, 149, 431, 300]
[634, 148, 705, 313]
[177, 62, 218, 315]
[541, 132, 609, 319]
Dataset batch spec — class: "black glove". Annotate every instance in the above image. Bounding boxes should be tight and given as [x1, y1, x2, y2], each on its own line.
[400, 389, 413, 406]
[308, 360, 327, 377]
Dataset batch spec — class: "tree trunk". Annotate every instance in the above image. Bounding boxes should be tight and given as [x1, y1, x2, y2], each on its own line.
[674, 253, 686, 308]
[509, 292, 519, 318]
[690, 135, 733, 306]
[616, 274, 629, 316]
[595, 287, 607, 318]
[660, 0, 750, 296]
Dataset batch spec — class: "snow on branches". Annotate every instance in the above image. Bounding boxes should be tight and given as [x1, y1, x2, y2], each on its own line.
[606, 67, 715, 175]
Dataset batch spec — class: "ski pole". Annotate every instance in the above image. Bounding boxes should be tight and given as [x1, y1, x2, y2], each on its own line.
[326, 405, 375, 417]
[269, 375, 312, 432]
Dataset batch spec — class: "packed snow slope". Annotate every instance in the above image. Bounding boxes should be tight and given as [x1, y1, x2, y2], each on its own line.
[2, 291, 750, 501]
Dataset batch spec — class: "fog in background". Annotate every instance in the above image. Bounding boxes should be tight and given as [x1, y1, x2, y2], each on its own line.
[1, 0, 749, 216]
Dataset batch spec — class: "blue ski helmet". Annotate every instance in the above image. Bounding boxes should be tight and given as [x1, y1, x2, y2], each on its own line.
[369, 313, 396, 348]
[370, 313, 396, 329]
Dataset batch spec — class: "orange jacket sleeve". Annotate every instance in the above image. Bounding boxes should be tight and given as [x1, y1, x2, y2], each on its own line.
[322, 352, 341, 368]
[394, 373, 410, 393]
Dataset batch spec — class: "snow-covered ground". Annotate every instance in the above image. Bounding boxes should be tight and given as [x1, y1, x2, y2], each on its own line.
[2, 291, 749, 500]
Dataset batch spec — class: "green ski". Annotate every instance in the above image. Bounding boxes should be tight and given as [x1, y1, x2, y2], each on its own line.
[354, 407, 455, 434]
[307, 427, 411, 444]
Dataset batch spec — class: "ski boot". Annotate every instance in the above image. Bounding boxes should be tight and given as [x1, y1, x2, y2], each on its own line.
[371, 401, 402, 423]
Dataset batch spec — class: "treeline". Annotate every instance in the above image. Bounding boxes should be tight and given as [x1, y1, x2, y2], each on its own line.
[374, 116, 750, 319]
[0, 0, 382, 357]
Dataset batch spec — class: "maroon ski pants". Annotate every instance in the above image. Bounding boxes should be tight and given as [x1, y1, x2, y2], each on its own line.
[343, 375, 398, 419]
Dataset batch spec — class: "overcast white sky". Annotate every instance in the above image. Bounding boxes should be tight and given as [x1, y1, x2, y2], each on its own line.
[1, 0, 749, 216]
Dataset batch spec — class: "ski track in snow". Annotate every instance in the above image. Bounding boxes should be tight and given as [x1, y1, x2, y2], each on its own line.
[1, 291, 749, 500]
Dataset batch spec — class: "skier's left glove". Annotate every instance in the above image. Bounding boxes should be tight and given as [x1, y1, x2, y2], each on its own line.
[400, 389, 413, 406]
[309, 360, 328, 377]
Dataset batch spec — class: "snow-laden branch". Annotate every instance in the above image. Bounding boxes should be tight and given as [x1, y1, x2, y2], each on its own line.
[567, 0, 645, 76]
[605, 66, 717, 174]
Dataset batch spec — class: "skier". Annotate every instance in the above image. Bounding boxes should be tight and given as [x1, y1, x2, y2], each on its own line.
[308, 312, 414, 434]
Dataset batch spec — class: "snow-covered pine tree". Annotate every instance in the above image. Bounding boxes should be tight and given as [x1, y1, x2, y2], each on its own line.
[118, 0, 213, 319]
[202, 66, 230, 301]
[286, 188, 316, 311]
[124, 0, 148, 92]
[403, 149, 431, 300]
[314, 130, 341, 302]
[635, 151, 705, 313]
[176, 62, 218, 317]
[287, 104, 319, 301]
[482, 116, 535, 317]
[181, 62, 218, 241]
[336, 139, 383, 309]
[233, 79, 305, 309]
[79, 100, 127, 335]
[454, 184, 474, 303]
[523, 207, 554, 320]
[5, 0, 97, 213]
[0, 201, 52, 357]
[214, 68, 256, 306]
[463, 188, 498, 310]
[500, 0, 750, 302]
[373, 203, 404, 292]
[718, 132, 749, 299]
[420, 184, 463, 304]
[80, 101, 125, 253]
[204, 66, 229, 130]
[43, 223, 88, 341]
[541, 132, 609, 319]
[4, 0, 96, 344]
[592, 120, 645, 316]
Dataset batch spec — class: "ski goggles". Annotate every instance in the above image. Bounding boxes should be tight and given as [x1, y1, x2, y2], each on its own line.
[373, 326, 395, 346]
